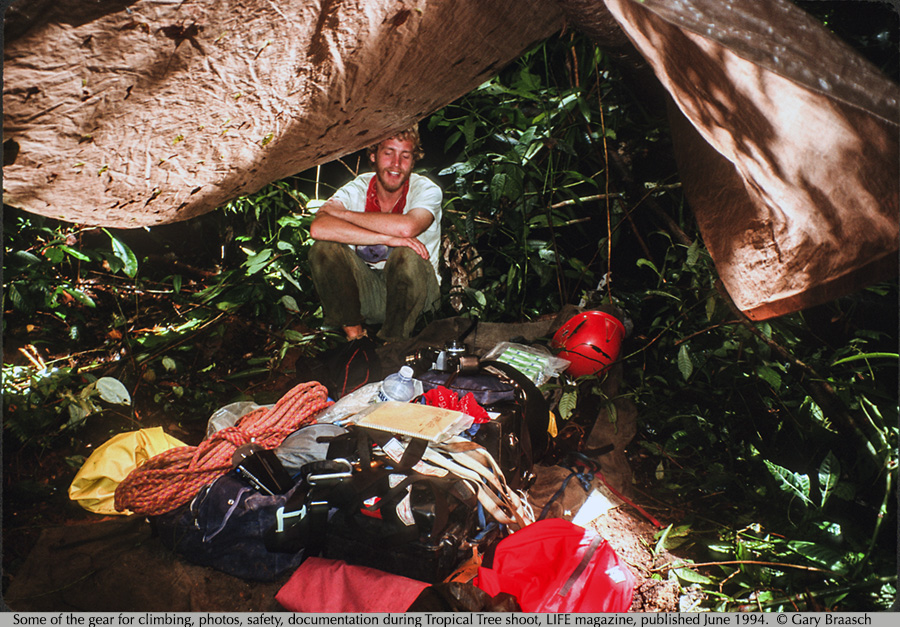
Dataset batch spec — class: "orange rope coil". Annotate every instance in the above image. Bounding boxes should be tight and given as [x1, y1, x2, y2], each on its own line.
[115, 381, 331, 516]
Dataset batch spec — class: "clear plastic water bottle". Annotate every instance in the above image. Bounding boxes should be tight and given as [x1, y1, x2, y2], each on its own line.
[376, 365, 416, 403]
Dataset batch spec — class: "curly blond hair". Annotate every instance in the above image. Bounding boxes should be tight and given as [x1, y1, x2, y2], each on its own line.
[366, 126, 424, 162]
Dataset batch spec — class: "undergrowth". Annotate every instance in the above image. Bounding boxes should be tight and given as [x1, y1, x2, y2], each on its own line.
[3, 7, 898, 611]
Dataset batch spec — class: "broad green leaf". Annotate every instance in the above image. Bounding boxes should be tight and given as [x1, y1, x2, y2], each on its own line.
[439, 159, 479, 177]
[685, 240, 700, 267]
[515, 126, 538, 160]
[280, 295, 300, 314]
[677, 344, 693, 380]
[62, 287, 96, 308]
[705, 295, 716, 321]
[558, 389, 577, 420]
[172, 274, 182, 293]
[463, 116, 476, 147]
[67, 403, 91, 426]
[786, 540, 849, 573]
[757, 365, 782, 391]
[59, 244, 91, 262]
[276, 240, 296, 252]
[654, 524, 673, 552]
[818, 451, 840, 507]
[284, 329, 307, 342]
[443, 130, 462, 153]
[243, 248, 273, 275]
[7, 284, 27, 311]
[277, 267, 304, 292]
[490, 173, 509, 202]
[672, 567, 712, 584]
[667, 524, 693, 538]
[277, 214, 305, 228]
[105, 230, 139, 278]
[707, 543, 733, 555]
[467, 288, 487, 308]
[96, 377, 132, 405]
[764, 460, 812, 506]
[577, 92, 593, 122]
[831, 481, 856, 501]
[161, 357, 177, 372]
[43, 247, 66, 264]
[803, 397, 825, 424]
[14, 249, 43, 265]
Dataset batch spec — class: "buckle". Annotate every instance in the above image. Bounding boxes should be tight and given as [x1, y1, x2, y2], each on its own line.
[306, 458, 353, 485]
[275, 504, 307, 532]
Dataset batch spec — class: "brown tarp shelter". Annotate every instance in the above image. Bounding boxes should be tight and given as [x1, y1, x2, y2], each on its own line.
[3, 0, 898, 318]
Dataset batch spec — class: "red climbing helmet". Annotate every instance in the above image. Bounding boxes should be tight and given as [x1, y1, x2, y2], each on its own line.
[551, 310, 626, 378]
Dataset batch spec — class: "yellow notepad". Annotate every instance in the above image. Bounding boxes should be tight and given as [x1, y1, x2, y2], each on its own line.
[356, 401, 473, 443]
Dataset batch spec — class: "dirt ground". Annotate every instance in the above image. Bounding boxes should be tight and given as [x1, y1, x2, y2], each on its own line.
[2, 316, 681, 612]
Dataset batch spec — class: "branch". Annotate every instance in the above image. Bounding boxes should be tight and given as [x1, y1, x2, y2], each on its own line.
[655, 559, 835, 576]
[714, 280, 883, 471]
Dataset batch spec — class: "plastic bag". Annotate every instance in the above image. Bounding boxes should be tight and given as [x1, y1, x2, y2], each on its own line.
[315, 379, 424, 426]
[68, 427, 188, 515]
[275, 422, 348, 473]
[481, 342, 569, 386]
[205, 401, 271, 438]
[474, 518, 635, 612]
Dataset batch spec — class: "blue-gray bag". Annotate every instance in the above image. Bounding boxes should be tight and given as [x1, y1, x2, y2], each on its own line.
[152, 470, 306, 582]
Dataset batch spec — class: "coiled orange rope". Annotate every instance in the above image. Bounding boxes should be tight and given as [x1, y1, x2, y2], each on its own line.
[114, 381, 331, 516]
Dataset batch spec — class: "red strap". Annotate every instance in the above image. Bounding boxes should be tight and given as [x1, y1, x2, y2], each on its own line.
[594, 471, 662, 528]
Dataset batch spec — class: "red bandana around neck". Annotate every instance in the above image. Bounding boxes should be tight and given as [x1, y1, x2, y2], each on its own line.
[365, 176, 410, 214]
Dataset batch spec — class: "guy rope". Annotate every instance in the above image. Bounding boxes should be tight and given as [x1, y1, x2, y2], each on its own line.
[115, 381, 331, 516]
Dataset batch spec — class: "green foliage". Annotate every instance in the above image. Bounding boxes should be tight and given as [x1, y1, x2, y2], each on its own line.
[476, 36, 900, 598]
[429, 35, 640, 320]
[3, 214, 139, 320]
[2, 362, 131, 449]
[2, 180, 326, 448]
[624, 234, 897, 610]
[200, 180, 318, 321]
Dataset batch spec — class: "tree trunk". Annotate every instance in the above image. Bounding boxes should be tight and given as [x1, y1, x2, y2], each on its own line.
[2, 0, 564, 227]
[5, 0, 898, 319]
[558, 0, 899, 318]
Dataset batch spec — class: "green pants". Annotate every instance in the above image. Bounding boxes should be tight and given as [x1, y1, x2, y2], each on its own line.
[308, 241, 440, 341]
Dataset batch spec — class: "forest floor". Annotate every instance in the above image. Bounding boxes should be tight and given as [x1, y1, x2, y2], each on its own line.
[2, 312, 683, 612]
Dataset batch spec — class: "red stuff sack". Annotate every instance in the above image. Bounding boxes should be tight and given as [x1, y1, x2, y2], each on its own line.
[473, 518, 635, 612]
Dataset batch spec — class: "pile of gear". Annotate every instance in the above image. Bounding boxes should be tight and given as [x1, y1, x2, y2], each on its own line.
[69, 309, 639, 613]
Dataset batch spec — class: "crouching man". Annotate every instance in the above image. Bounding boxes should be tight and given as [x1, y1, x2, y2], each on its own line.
[308, 126, 442, 343]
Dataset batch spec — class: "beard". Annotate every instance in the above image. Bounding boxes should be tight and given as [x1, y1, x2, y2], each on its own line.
[376, 169, 411, 193]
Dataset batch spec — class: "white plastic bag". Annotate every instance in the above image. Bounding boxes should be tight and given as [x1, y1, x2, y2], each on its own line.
[482, 342, 570, 386]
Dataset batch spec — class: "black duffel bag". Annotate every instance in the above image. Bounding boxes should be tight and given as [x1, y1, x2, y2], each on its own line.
[152, 469, 308, 582]
[419, 360, 550, 490]
[152, 454, 354, 582]
[323, 464, 480, 583]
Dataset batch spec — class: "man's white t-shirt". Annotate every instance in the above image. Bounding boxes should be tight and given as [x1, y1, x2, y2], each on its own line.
[330, 172, 442, 283]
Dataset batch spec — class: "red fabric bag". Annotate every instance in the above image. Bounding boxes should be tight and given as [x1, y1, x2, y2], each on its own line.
[276, 557, 429, 613]
[474, 519, 635, 612]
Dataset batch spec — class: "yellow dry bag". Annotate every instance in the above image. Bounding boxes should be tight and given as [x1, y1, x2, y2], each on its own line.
[68, 427, 187, 515]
